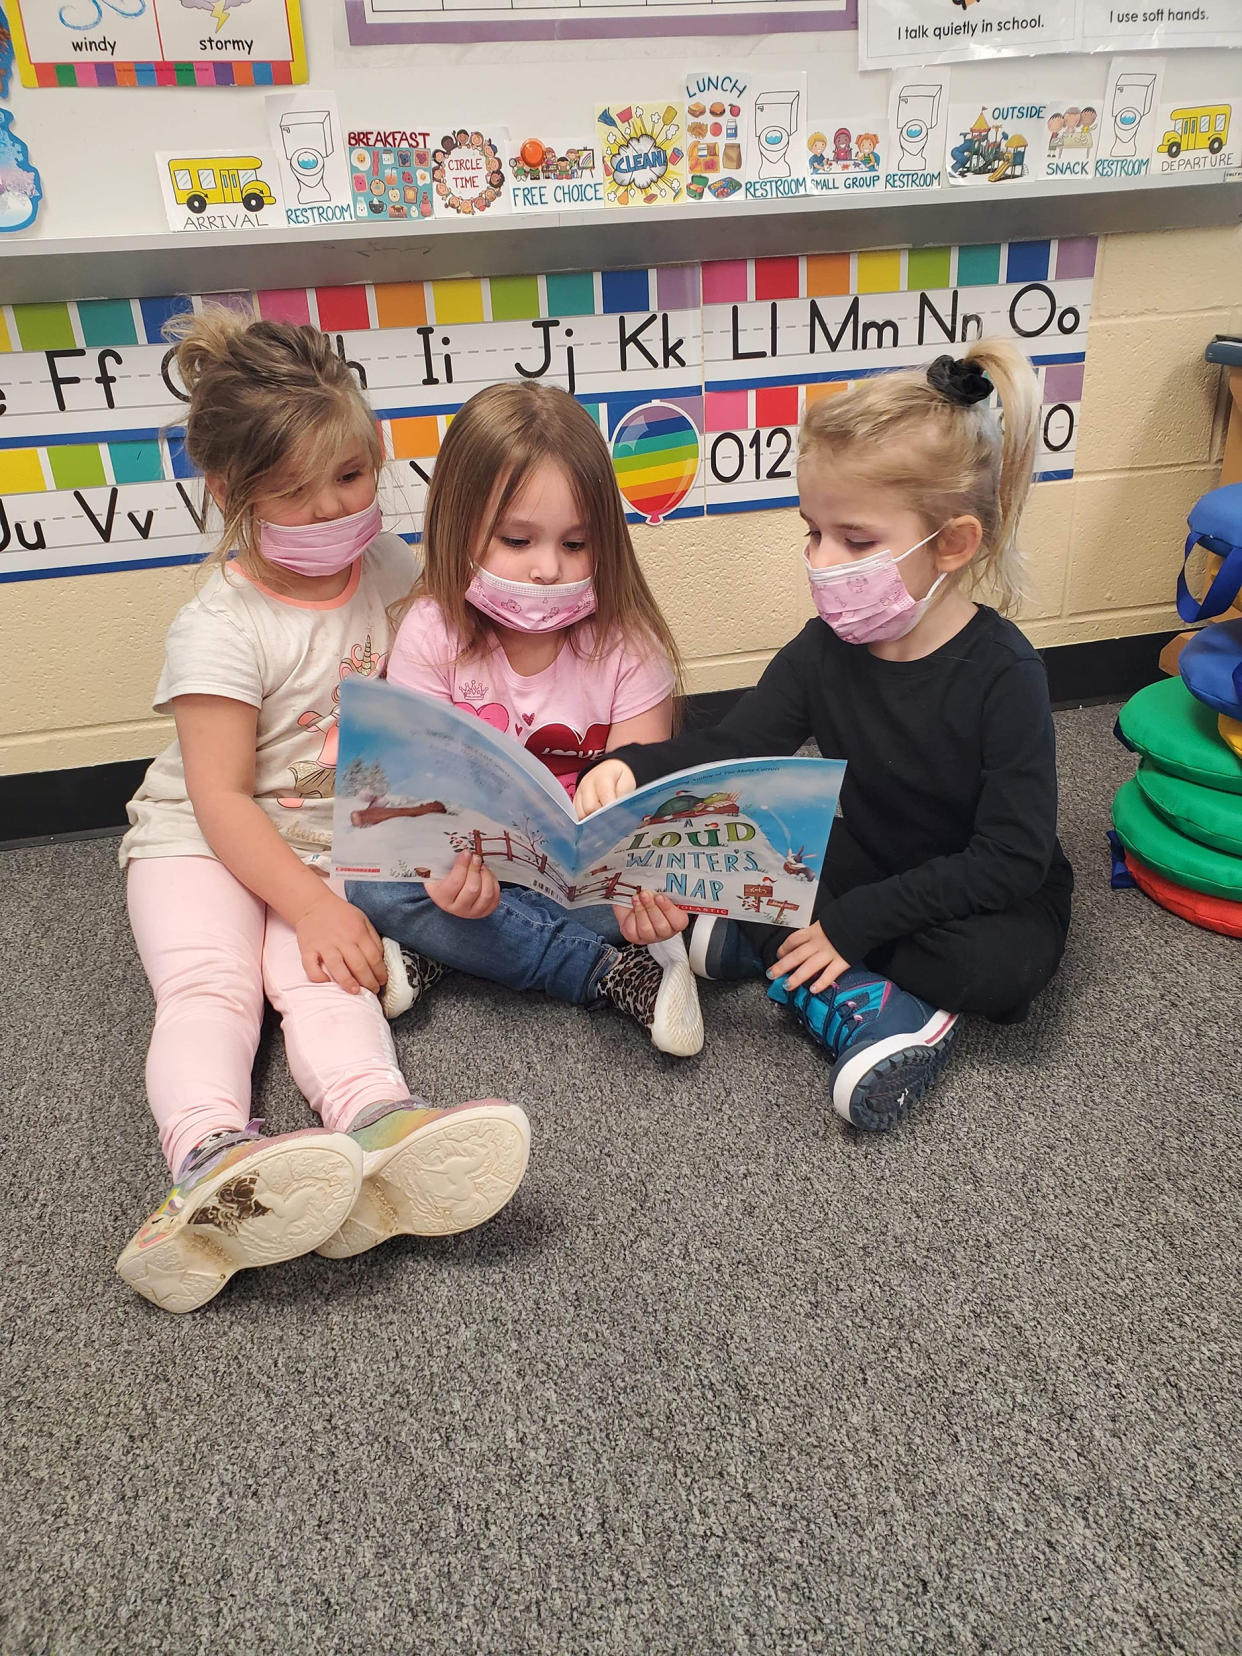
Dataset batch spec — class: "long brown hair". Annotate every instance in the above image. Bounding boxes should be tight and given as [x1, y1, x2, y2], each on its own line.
[409, 381, 683, 691]
[166, 305, 383, 578]
[798, 339, 1041, 612]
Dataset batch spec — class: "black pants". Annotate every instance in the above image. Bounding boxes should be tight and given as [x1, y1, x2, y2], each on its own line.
[732, 824, 1072, 1024]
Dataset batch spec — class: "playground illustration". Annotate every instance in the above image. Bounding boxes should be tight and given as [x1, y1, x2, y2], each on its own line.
[949, 110, 1030, 183]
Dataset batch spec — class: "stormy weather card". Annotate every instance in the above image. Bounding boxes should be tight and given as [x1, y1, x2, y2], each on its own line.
[596, 102, 686, 208]
[8, 0, 306, 86]
[333, 679, 844, 928]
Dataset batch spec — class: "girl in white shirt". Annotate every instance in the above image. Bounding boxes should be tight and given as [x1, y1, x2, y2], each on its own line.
[118, 311, 529, 1313]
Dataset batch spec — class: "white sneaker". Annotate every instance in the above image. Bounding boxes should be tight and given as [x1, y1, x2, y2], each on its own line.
[316, 1099, 531, 1259]
[380, 937, 448, 1020]
[116, 1129, 364, 1314]
[647, 934, 705, 1057]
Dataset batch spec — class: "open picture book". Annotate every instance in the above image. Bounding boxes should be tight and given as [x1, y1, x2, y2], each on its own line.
[332, 678, 845, 928]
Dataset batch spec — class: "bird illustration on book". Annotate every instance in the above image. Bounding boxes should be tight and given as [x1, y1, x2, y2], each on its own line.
[783, 846, 816, 880]
[640, 790, 740, 826]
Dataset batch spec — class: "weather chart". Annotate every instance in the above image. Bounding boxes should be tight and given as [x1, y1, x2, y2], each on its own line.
[0, 242, 1094, 581]
[8, 0, 306, 86]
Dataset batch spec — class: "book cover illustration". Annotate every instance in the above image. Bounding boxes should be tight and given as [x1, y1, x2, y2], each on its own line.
[332, 678, 845, 928]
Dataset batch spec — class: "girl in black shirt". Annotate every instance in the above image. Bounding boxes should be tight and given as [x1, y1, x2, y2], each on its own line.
[577, 343, 1072, 1132]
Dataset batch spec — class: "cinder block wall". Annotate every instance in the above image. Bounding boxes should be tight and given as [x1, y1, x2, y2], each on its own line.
[2, 223, 1236, 778]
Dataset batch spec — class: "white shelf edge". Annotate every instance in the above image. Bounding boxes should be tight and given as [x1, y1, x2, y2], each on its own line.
[0, 170, 1237, 304]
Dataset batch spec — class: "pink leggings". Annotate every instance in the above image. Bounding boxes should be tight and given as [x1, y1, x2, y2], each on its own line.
[127, 855, 411, 1177]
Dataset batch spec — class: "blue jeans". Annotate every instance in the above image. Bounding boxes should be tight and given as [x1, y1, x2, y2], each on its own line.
[347, 881, 625, 1006]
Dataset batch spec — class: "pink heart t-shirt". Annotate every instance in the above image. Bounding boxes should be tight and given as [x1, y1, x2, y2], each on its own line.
[387, 597, 675, 796]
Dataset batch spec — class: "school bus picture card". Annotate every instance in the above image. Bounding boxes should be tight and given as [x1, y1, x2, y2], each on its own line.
[9, 0, 306, 88]
[156, 149, 286, 231]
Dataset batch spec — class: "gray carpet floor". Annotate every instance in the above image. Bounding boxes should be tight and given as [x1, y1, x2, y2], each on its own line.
[2, 702, 1239, 1656]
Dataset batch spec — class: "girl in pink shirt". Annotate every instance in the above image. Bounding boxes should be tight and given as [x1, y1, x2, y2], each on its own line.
[348, 382, 702, 1056]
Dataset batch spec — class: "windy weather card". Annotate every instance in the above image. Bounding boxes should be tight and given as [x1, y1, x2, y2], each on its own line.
[333, 679, 844, 929]
[683, 70, 748, 203]
[596, 102, 686, 209]
[157, 148, 284, 230]
[8, 0, 306, 87]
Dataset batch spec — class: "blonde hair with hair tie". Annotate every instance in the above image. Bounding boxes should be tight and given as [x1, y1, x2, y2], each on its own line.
[798, 339, 1041, 613]
[165, 306, 384, 580]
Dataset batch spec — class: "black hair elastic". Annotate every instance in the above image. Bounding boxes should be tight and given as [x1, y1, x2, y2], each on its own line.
[926, 354, 993, 406]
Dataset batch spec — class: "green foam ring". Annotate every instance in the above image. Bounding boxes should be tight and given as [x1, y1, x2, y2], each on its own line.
[1136, 761, 1242, 858]
[1112, 777, 1242, 901]
[1117, 676, 1242, 795]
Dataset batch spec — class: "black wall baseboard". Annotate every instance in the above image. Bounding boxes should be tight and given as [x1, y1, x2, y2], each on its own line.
[0, 629, 1179, 847]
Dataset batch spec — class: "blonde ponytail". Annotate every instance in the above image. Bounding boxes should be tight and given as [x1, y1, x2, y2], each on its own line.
[799, 338, 1043, 614]
[961, 339, 1040, 611]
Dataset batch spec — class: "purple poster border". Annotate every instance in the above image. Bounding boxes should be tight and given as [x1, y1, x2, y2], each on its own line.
[345, 0, 857, 45]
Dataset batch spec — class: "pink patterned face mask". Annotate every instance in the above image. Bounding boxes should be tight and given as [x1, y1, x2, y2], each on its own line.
[259, 499, 382, 578]
[466, 565, 597, 634]
[804, 528, 946, 645]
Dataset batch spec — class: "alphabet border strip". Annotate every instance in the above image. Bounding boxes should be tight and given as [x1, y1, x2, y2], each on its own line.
[0, 239, 1093, 582]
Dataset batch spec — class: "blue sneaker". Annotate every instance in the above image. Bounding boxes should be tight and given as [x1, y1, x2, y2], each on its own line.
[768, 968, 958, 1131]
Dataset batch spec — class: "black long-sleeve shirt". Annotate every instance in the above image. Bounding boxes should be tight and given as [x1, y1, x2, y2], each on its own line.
[610, 607, 1073, 964]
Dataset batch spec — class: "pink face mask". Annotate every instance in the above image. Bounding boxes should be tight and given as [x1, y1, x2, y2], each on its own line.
[804, 529, 946, 645]
[466, 565, 597, 634]
[259, 498, 382, 578]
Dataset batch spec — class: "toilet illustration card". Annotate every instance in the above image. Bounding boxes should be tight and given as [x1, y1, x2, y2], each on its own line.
[1096, 57, 1165, 181]
[507, 135, 602, 211]
[266, 91, 354, 225]
[431, 129, 510, 217]
[745, 73, 808, 200]
[887, 68, 950, 190]
[683, 70, 749, 203]
[806, 117, 887, 196]
[158, 148, 285, 231]
[596, 103, 687, 209]
[349, 137, 435, 222]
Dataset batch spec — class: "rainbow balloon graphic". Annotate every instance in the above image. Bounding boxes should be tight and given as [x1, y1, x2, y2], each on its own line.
[609, 401, 701, 525]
